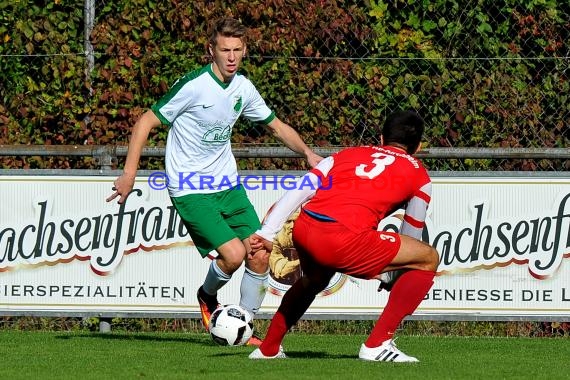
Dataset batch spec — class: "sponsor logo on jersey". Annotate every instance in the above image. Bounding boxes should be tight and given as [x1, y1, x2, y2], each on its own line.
[202, 125, 231, 144]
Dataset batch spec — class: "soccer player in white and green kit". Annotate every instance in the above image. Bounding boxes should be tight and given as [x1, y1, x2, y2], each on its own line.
[107, 17, 322, 345]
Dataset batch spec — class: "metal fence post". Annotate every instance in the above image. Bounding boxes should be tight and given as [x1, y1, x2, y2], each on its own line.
[93, 146, 117, 170]
[84, 0, 95, 93]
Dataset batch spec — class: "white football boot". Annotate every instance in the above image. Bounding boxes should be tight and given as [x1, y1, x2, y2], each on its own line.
[249, 346, 287, 359]
[359, 339, 419, 363]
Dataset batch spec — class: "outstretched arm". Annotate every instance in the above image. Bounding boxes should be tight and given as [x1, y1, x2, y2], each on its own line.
[266, 117, 323, 168]
[254, 156, 334, 245]
[106, 110, 162, 204]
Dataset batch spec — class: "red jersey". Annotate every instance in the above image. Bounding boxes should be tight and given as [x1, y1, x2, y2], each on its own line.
[306, 146, 431, 234]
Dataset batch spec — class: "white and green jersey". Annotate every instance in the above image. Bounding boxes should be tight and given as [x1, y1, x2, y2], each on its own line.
[151, 64, 275, 197]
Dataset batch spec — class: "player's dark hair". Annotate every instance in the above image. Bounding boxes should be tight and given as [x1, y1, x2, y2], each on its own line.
[208, 17, 247, 47]
[381, 110, 424, 154]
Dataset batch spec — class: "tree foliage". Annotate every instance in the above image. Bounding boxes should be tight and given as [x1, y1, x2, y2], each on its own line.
[0, 0, 568, 170]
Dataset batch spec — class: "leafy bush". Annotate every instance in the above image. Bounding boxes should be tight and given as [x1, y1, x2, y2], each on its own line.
[1, 1, 568, 170]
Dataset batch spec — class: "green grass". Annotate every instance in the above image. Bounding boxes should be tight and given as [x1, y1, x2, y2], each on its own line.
[1, 330, 569, 380]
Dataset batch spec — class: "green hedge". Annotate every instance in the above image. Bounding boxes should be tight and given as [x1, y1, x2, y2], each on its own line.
[0, 0, 568, 169]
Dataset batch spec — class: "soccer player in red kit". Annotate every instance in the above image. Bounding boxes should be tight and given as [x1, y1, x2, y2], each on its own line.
[249, 110, 439, 362]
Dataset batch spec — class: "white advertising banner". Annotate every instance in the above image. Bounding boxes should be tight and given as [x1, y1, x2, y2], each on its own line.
[0, 174, 569, 320]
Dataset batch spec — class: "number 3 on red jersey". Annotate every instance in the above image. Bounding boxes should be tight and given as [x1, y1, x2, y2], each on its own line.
[355, 152, 395, 179]
[379, 233, 397, 242]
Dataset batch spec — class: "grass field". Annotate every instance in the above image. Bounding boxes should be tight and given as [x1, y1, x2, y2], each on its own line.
[1, 330, 569, 380]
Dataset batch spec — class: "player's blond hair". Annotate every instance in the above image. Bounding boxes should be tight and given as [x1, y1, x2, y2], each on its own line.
[208, 17, 247, 47]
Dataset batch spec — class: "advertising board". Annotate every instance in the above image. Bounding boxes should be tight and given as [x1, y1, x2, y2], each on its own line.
[0, 174, 568, 320]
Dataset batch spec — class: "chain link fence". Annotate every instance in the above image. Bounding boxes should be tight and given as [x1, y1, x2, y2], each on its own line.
[0, 1, 568, 333]
[0, 1, 568, 171]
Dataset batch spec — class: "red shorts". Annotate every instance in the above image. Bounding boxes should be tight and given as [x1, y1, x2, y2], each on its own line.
[292, 211, 401, 280]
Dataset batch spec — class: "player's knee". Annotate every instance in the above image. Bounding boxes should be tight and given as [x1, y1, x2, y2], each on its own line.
[245, 252, 269, 273]
[216, 239, 248, 272]
[220, 251, 246, 272]
[425, 245, 439, 272]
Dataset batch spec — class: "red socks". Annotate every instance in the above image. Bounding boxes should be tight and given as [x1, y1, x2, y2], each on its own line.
[259, 311, 288, 356]
[260, 269, 435, 354]
[365, 269, 435, 347]
[259, 278, 320, 356]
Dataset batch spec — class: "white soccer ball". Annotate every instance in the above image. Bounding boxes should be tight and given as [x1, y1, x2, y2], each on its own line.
[209, 304, 254, 346]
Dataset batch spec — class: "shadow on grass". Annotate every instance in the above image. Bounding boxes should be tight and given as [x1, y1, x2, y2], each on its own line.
[212, 350, 355, 359]
[211, 351, 253, 358]
[285, 350, 355, 359]
[54, 332, 207, 344]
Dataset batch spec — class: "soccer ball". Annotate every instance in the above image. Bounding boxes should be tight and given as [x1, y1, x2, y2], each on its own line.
[209, 304, 254, 346]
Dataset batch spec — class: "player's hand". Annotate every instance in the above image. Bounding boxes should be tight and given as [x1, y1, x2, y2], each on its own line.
[306, 151, 324, 168]
[249, 234, 273, 253]
[106, 173, 136, 204]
